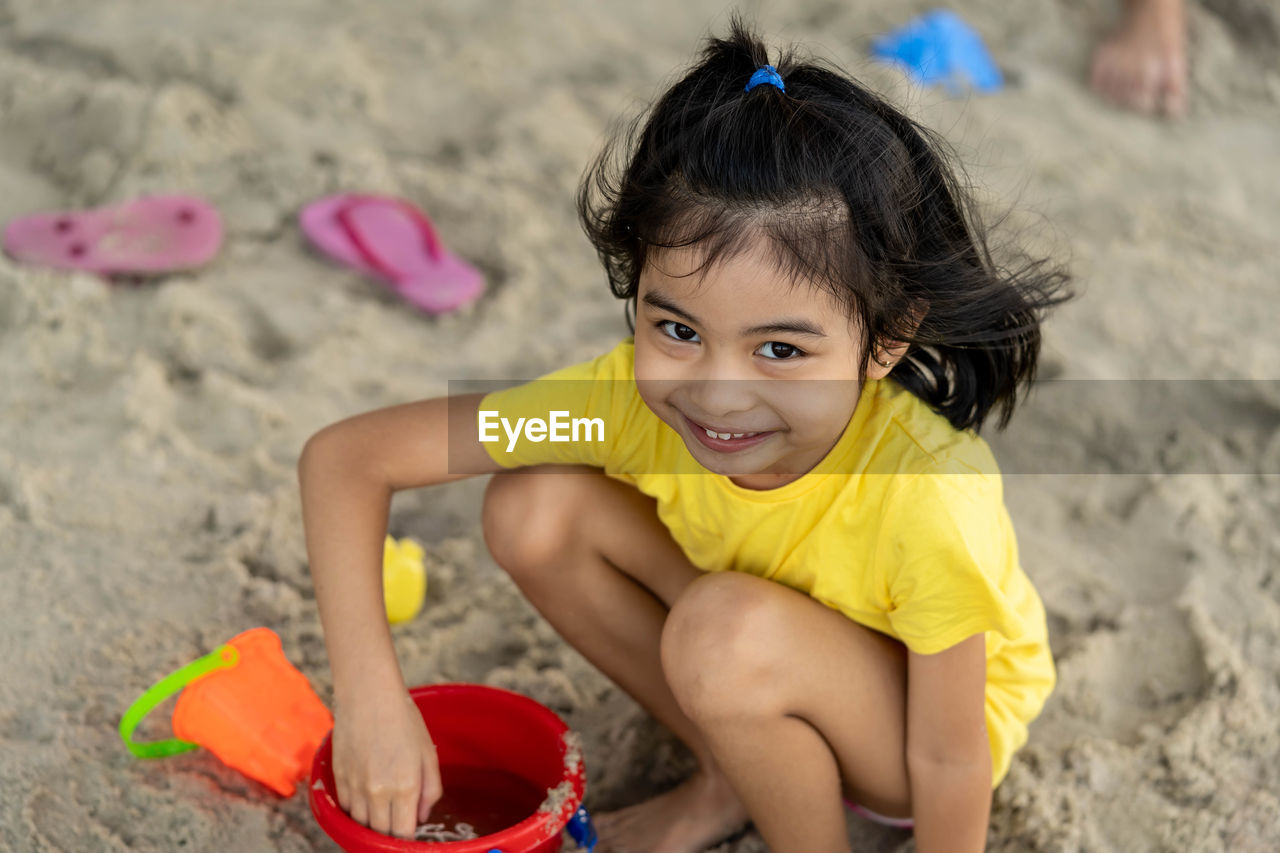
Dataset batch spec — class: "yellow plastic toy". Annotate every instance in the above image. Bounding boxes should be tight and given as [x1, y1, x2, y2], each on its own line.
[383, 535, 427, 624]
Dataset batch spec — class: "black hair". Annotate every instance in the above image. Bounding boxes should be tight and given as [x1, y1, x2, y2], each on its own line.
[577, 17, 1071, 432]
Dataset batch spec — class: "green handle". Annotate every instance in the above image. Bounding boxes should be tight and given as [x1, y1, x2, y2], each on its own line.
[119, 644, 240, 758]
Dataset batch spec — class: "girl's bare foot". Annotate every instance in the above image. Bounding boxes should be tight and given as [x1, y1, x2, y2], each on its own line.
[1090, 0, 1187, 117]
[593, 770, 751, 853]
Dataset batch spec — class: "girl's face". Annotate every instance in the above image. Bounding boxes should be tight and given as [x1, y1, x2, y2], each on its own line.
[634, 242, 897, 490]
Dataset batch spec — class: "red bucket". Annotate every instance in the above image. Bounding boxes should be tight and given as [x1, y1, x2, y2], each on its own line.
[309, 684, 591, 853]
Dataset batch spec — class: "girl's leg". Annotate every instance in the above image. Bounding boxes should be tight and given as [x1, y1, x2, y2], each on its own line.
[661, 571, 915, 853]
[482, 466, 749, 852]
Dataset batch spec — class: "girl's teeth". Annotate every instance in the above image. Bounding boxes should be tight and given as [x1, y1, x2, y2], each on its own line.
[704, 428, 759, 440]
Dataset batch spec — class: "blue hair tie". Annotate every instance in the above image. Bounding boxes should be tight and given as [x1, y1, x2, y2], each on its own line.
[744, 64, 785, 93]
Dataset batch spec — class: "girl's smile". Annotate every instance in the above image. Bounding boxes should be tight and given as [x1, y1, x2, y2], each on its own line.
[681, 412, 777, 454]
[633, 241, 901, 490]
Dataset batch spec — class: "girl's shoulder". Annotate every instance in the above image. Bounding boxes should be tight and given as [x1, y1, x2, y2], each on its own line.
[525, 338, 635, 384]
[860, 378, 1002, 484]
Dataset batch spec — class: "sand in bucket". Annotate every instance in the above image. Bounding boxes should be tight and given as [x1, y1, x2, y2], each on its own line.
[415, 765, 545, 841]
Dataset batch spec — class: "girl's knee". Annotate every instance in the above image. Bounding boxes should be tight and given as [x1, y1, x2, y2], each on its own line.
[661, 572, 791, 717]
[482, 469, 585, 578]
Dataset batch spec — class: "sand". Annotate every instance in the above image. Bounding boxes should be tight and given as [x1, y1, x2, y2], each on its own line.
[1, 0, 1278, 850]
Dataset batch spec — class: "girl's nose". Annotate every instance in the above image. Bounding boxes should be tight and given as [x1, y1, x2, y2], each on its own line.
[688, 380, 759, 421]
[687, 356, 761, 419]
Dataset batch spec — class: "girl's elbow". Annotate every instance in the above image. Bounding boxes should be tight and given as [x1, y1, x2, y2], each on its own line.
[906, 728, 991, 772]
[298, 423, 354, 483]
[907, 747, 990, 777]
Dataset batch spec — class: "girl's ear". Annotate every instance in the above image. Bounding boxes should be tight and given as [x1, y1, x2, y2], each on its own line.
[865, 338, 910, 380]
[865, 302, 927, 380]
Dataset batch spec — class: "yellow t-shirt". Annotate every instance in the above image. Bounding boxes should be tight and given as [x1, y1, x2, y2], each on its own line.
[478, 339, 1054, 786]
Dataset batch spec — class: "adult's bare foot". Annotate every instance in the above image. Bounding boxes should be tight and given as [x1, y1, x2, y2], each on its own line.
[1090, 0, 1187, 117]
[593, 770, 751, 853]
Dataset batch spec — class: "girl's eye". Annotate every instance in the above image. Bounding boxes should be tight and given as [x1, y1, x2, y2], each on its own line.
[658, 321, 700, 342]
[758, 341, 803, 360]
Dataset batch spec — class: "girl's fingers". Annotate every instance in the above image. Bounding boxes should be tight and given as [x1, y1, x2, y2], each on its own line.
[390, 794, 419, 840]
[367, 793, 394, 836]
[424, 778, 440, 824]
[420, 754, 443, 821]
[348, 795, 370, 828]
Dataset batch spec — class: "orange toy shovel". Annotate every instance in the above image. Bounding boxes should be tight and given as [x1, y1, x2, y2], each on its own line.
[120, 628, 333, 796]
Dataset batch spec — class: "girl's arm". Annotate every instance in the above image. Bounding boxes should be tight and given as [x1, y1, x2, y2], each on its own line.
[298, 392, 504, 838]
[904, 633, 993, 853]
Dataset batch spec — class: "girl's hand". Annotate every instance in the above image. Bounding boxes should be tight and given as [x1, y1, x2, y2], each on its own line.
[332, 688, 442, 839]
[300, 395, 500, 837]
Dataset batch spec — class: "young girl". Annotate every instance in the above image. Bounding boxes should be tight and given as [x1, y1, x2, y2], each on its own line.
[299, 20, 1069, 853]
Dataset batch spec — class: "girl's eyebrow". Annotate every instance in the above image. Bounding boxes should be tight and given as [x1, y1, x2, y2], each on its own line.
[642, 291, 703, 327]
[742, 320, 827, 339]
[642, 291, 827, 339]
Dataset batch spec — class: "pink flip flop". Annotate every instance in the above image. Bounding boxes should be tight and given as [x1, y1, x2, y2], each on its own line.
[2, 195, 222, 276]
[299, 194, 484, 315]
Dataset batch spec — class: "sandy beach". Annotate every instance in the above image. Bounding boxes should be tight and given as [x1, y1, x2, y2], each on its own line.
[2, 0, 1278, 850]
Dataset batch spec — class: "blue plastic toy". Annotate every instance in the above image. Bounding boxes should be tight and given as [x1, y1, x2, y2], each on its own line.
[871, 10, 1003, 95]
[566, 805, 598, 852]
